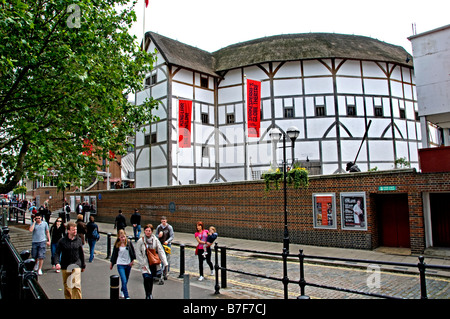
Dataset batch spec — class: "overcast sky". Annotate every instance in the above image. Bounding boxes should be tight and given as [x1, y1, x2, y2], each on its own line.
[127, 0, 449, 54]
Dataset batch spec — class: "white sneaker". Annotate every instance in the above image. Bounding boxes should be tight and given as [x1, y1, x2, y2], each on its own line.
[198, 276, 204, 281]
[38, 269, 43, 276]
[210, 269, 214, 276]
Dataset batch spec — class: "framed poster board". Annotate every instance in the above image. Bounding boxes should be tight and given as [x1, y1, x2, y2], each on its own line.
[341, 192, 367, 230]
[313, 193, 336, 229]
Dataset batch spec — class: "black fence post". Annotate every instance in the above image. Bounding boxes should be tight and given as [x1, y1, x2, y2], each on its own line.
[418, 256, 428, 299]
[110, 275, 119, 299]
[178, 244, 185, 278]
[221, 246, 227, 289]
[214, 243, 220, 294]
[282, 247, 289, 299]
[297, 249, 310, 299]
[106, 233, 112, 259]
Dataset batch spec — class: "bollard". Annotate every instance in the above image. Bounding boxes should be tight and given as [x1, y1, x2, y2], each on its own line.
[183, 274, 190, 299]
[297, 249, 310, 299]
[110, 275, 120, 299]
[106, 233, 112, 259]
[418, 256, 428, 299]
[178, 244, 185, 278]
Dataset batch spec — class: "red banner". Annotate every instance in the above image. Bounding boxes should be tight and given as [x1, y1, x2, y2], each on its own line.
[178, 100, 192, 148]
[247, 79, 261, 137]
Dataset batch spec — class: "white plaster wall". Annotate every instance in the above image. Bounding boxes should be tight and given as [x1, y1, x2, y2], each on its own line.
[274, 79, 302, 96]
[369, 140, 394, 161]
[136, 170, 150, 188]
[151, 168, 167, 187]
[151, 144, 167, 167]
[136, 148, 149, 169]
[275, 61, 302, 78]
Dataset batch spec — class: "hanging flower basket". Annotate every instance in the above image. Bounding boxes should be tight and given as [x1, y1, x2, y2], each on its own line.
[287, 166, 309, 189]
[262, 168, 283, 191]
[262, 165, 309, 191]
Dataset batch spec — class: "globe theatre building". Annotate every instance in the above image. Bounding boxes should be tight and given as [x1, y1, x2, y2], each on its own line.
[134, 32, 419, 188]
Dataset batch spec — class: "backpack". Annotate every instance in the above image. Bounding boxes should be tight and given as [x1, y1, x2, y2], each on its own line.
[92, 227, 100, 240]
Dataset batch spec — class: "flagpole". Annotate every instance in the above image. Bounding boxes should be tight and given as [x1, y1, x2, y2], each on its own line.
[244, 74, 249, 181]
[143, 0, 146, 46]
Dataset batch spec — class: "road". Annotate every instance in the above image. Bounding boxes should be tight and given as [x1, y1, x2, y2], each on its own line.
[92, 234, 450, 299]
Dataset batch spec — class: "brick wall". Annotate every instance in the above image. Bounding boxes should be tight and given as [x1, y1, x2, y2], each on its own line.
[70, 169, 450, 254]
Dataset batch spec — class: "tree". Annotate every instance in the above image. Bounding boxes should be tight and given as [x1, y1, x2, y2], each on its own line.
[0, 0, 158, 193]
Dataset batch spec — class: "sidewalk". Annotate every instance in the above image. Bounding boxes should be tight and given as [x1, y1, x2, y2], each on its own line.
[93, 221, 450, 278]
[6, 215, 450, 301]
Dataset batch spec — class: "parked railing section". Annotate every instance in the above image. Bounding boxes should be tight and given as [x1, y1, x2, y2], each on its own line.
[211, 243, 450, 299]
[0, 226, 48, 299]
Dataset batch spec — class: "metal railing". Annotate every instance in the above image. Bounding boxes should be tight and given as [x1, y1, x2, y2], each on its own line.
[0, 226, 48, 299]
[211, 244, 450, 299]
[1, 203, 27, 226]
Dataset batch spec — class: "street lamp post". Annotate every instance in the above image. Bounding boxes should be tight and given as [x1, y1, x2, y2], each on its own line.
[270, 126, 299, 299]
[269, 126, 300, 254]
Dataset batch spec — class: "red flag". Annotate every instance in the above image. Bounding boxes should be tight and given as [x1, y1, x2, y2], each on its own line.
[178, 100, 192, 148]
[145, 0, 149, 7]
[247, 79, 261, 137]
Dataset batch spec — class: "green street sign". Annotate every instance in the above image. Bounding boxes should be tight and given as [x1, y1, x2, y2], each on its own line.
[378, 186, 397, 191]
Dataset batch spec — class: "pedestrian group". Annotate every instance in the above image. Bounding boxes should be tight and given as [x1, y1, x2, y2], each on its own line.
[29, 202, 218, 299]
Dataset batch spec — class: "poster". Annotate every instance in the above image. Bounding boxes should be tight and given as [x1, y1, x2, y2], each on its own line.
[246, 79, 261, 137]
[313, 193, 336, 229]
[340, 192, 367, 230]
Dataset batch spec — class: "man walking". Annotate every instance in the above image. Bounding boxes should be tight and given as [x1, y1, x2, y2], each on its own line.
[114, 209, 127, 233]
[130, 208, 141, 242]
[29, 214, 51, 275]
[54, 221, 86, 299]
[156, 216, 174, 279]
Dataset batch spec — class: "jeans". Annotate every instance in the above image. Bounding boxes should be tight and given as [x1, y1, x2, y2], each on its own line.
[88, 238, 96, 262]
[117, 264, 131, 298]
[133, 225, 141, 242]
[51, 243, 60, 265]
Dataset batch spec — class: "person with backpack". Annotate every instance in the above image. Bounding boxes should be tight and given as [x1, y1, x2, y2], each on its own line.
[86, 215, 100, 262]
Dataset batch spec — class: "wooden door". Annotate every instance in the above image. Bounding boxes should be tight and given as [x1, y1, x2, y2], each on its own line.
[430, 193, 450, 247]
[377, 194, 410, 248]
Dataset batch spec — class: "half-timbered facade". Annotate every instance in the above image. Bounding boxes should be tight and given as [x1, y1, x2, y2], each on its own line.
[134, 32, 420, 188]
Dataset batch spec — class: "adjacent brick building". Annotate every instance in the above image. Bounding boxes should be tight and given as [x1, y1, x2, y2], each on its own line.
[72, 168, 450, 254]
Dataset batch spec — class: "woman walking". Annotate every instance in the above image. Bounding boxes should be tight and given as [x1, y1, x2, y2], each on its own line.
[136, 224, 167, 299]
[50, 218, 65, 272]
[110, 229, 136, 299]
[194, 221, 209, 281]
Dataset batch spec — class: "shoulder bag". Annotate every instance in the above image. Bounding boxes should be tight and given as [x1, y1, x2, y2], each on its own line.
[145, 240, 161, 266]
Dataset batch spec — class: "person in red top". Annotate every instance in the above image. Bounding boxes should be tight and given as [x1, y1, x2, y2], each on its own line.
[194, 221, 209, 281]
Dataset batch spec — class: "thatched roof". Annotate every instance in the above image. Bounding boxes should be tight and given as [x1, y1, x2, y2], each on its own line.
[213, 33, 413, 72]
[146, 32, 413, 76]
[146, 32, 217, 76]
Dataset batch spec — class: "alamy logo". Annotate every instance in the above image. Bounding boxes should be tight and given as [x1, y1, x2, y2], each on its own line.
[66, 4, 81, 29]
[66, 264, 80, 288]
[366, 264, 381, 289]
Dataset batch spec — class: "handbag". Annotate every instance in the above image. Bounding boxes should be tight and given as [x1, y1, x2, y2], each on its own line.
[145, 241, 161, 266]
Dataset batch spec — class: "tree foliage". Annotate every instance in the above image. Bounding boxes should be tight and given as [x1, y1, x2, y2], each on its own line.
[0, 0, 158, 193]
